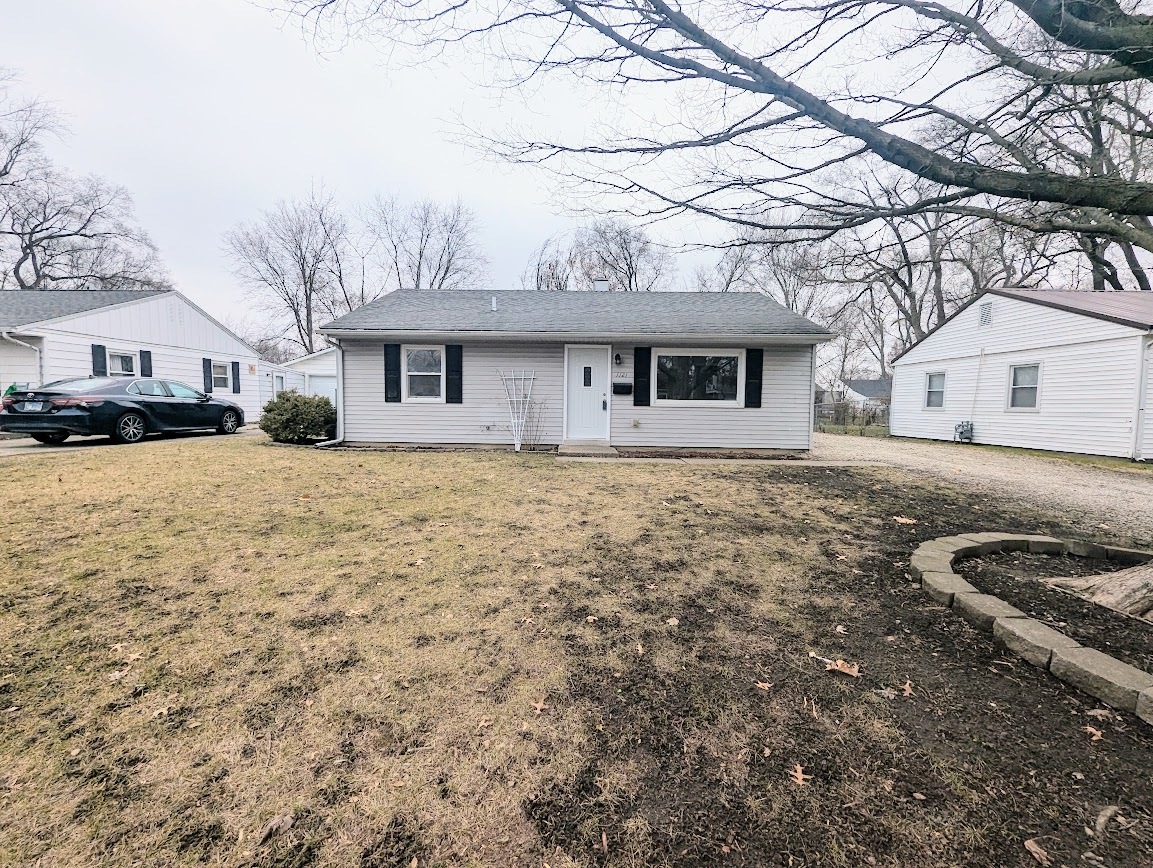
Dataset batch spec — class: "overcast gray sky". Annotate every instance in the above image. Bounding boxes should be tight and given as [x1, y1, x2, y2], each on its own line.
[2, 0, 600, 320]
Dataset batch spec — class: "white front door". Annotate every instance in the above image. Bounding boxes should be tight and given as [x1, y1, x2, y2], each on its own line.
[565, 346, 610, 440]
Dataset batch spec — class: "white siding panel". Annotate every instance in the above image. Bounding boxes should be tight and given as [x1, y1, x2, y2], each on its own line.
[284, 350, 338, 376]
[342, 340, 565, 445]
[609, 345, 814, 449]
[258, 364, 307, 409]
[42, 293, 254, 356]
[892, 335, 1143, 457]
[36, 331, 265, 421]
[0, 338, 41, 391]
[342, 340, 815, 449]
[1141, 338, 1153, 460]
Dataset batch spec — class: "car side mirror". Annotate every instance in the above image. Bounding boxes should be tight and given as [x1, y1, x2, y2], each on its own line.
[198, 395, 211, 402]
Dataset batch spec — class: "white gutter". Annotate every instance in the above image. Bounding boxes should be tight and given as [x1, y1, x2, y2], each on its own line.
[319, 329, 833, 345]
[1132, 334, 1152, 461]
[315, 339, 345, 448]
[1, 332, 43, 386]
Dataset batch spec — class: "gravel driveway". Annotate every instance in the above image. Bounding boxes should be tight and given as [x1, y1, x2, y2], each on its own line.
[811, 433, 1153, 541]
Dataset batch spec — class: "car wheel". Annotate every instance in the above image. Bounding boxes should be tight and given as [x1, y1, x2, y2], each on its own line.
[218, 409, 240, 435]
[113, 412, 147, 444]
[31, 432, 70, 445]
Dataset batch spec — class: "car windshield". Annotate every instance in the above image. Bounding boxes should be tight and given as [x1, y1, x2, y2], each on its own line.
[39, 377, 121, 393]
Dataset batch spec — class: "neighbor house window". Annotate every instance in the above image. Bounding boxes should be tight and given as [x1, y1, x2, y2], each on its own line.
[1009, 363, 1040, 409]
[273, 374, 285, 395]
[212, 363, 231, 390]
[403, 346, 444, 401]
[925, 372, 945, 409]
[107, 351, 137, 376]
[654, 350, 741, 405]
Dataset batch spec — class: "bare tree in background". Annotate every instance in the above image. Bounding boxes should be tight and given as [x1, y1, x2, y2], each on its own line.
[523, 218, 672, 291]
[364, 196, 487, 291]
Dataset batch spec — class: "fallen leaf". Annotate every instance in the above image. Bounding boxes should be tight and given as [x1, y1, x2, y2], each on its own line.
[586, 616, 598, 623]
[788, 763, 812, 786]
[754, 682, 773, 691]
[1085, 709, 1113, 720]
[834, 625, 848, 635]
[477, 718, 493, 730]
[912, 792, 926, 801]
[901, 679, 915, 697]
[186, 720, 201, 729]
[636, 643, 644, 656]
[874, 687, 898, 700]
[826, 659, 862, 678]
[1023, 838, 1051, 866]
[152, 704, 174, 718]
[1094, 805, 1119, 837]
[1083, 725, 1104, 742]
[666, 617, 679, 626]
[257, 813, 295, 846]
[532, 699, 548, 716]
[892, 516, 918, 525]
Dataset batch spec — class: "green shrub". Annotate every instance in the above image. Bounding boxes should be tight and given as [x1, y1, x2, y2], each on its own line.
[259, 391, 337, 444]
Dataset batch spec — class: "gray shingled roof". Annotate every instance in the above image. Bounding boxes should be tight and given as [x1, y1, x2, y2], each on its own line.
[0, 289, 170, 330]
[993, 289, 1153, 329]
[321, 290, 831, 337]
[845, 377, 892, 399]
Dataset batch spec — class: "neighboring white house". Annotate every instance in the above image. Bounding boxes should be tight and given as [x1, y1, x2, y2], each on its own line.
[840, 377, 892, 410]
[890, 289, 1153, 459]
[0, 289, 299, 421]
[282, 347, 338, 404]
[317, 289, 832, 451]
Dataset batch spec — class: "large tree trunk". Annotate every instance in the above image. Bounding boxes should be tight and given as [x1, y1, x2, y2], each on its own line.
[1049, 563, 1153, 620]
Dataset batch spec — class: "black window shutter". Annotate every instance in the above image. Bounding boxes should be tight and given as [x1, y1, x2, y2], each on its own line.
[139, 350, 153, 378]
[445, 344, 463, 404]
[633, 347, 651, 406]
[745, 348, 764, 408]
[231, 361, 241, 393]
[91, 344, 108, 377]
[384, 344, 402, 402]
[202, 358, 214, 393]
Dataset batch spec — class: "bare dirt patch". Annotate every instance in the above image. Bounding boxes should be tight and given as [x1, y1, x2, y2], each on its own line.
[1, 438, 1152, 866]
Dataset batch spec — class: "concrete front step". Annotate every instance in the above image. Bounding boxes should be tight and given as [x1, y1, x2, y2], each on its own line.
[557, 441, 619, 458]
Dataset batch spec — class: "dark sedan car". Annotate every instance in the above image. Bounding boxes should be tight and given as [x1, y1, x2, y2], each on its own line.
[0, 377, 244, 445]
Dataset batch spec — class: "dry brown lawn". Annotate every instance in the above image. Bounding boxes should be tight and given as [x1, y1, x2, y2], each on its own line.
[2, 434, 1151, 867]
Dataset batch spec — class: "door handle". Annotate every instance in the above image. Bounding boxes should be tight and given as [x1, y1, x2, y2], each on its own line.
[602, 399, 608, 411]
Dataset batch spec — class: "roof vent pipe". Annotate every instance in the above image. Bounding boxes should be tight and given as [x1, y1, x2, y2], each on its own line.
[491, 295, 497, 311]
[593, 278, 610, 292]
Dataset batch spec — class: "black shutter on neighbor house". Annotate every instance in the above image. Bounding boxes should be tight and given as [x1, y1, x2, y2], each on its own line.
[91, 344, 108, 377]
[445, 344, 463, 404]
[384, 344, 402, 402]
[744, 348, 763, 408]
[202, 358, 214, 393]
[139, 350, 153, 378]
[231, 361, 241, 393]
[633, 347, 651, 406]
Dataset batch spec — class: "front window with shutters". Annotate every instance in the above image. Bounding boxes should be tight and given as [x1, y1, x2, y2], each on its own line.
[653, 349, 743, 406]
[107, 351, 137, 377]
[212, 363, 231, 390]
[1008, 363, 1041, 410]
[402, 346, 445, 402]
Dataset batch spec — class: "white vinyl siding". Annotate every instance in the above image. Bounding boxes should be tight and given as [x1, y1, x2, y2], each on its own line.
[891, 294, 1146, 458]
[340, 340, 816, 450]
[0, 338, 42, 391]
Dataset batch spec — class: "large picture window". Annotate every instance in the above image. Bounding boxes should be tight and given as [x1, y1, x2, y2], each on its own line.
[403, 346, 444, 401]
[654, 350, 741, 404]
[1009, 363, 1040, 409]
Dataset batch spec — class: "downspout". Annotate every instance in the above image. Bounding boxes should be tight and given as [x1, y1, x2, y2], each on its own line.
[316, 340, 345, 448]
[1, 332, 43, 387]
[1132, 333, 1151, 461]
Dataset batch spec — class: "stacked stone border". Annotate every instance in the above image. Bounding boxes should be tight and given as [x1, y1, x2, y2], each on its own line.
[910, 533, 1153, 726]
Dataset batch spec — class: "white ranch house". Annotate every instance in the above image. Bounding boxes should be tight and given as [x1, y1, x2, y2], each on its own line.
[890, 289, 1153, 460]
[318, 289, 832, 452]
[0, 289, 298, 420]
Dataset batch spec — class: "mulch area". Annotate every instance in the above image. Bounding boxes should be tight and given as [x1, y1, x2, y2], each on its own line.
[955, 551, 1153, 673]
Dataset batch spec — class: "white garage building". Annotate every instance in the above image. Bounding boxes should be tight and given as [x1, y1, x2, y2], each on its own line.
[890, 289, 1153, 460]
[282, 347, 339, 404]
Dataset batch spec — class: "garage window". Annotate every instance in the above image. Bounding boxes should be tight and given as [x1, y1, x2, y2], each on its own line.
[211, 363, 231, 390]
[1009, 363, 1040, 409]
[107, 351, 137, 377]
[925, 372, 945, 409]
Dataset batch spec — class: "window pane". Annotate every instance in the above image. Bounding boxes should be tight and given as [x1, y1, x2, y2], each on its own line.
[1011, 386, 1038, 408]
[583, 366, 592, 387]
[656, 355, 738, 401]
[132, 379, 167, 397]
[926, 373, 945, 392]
[1012, 365, 1039, 387]
[926, 390, 944, 408]
[109, 354, 134, 374]
[166, 382, 203, 399]
[408, 373, 442, 398]
[406, 349, 442, 374]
